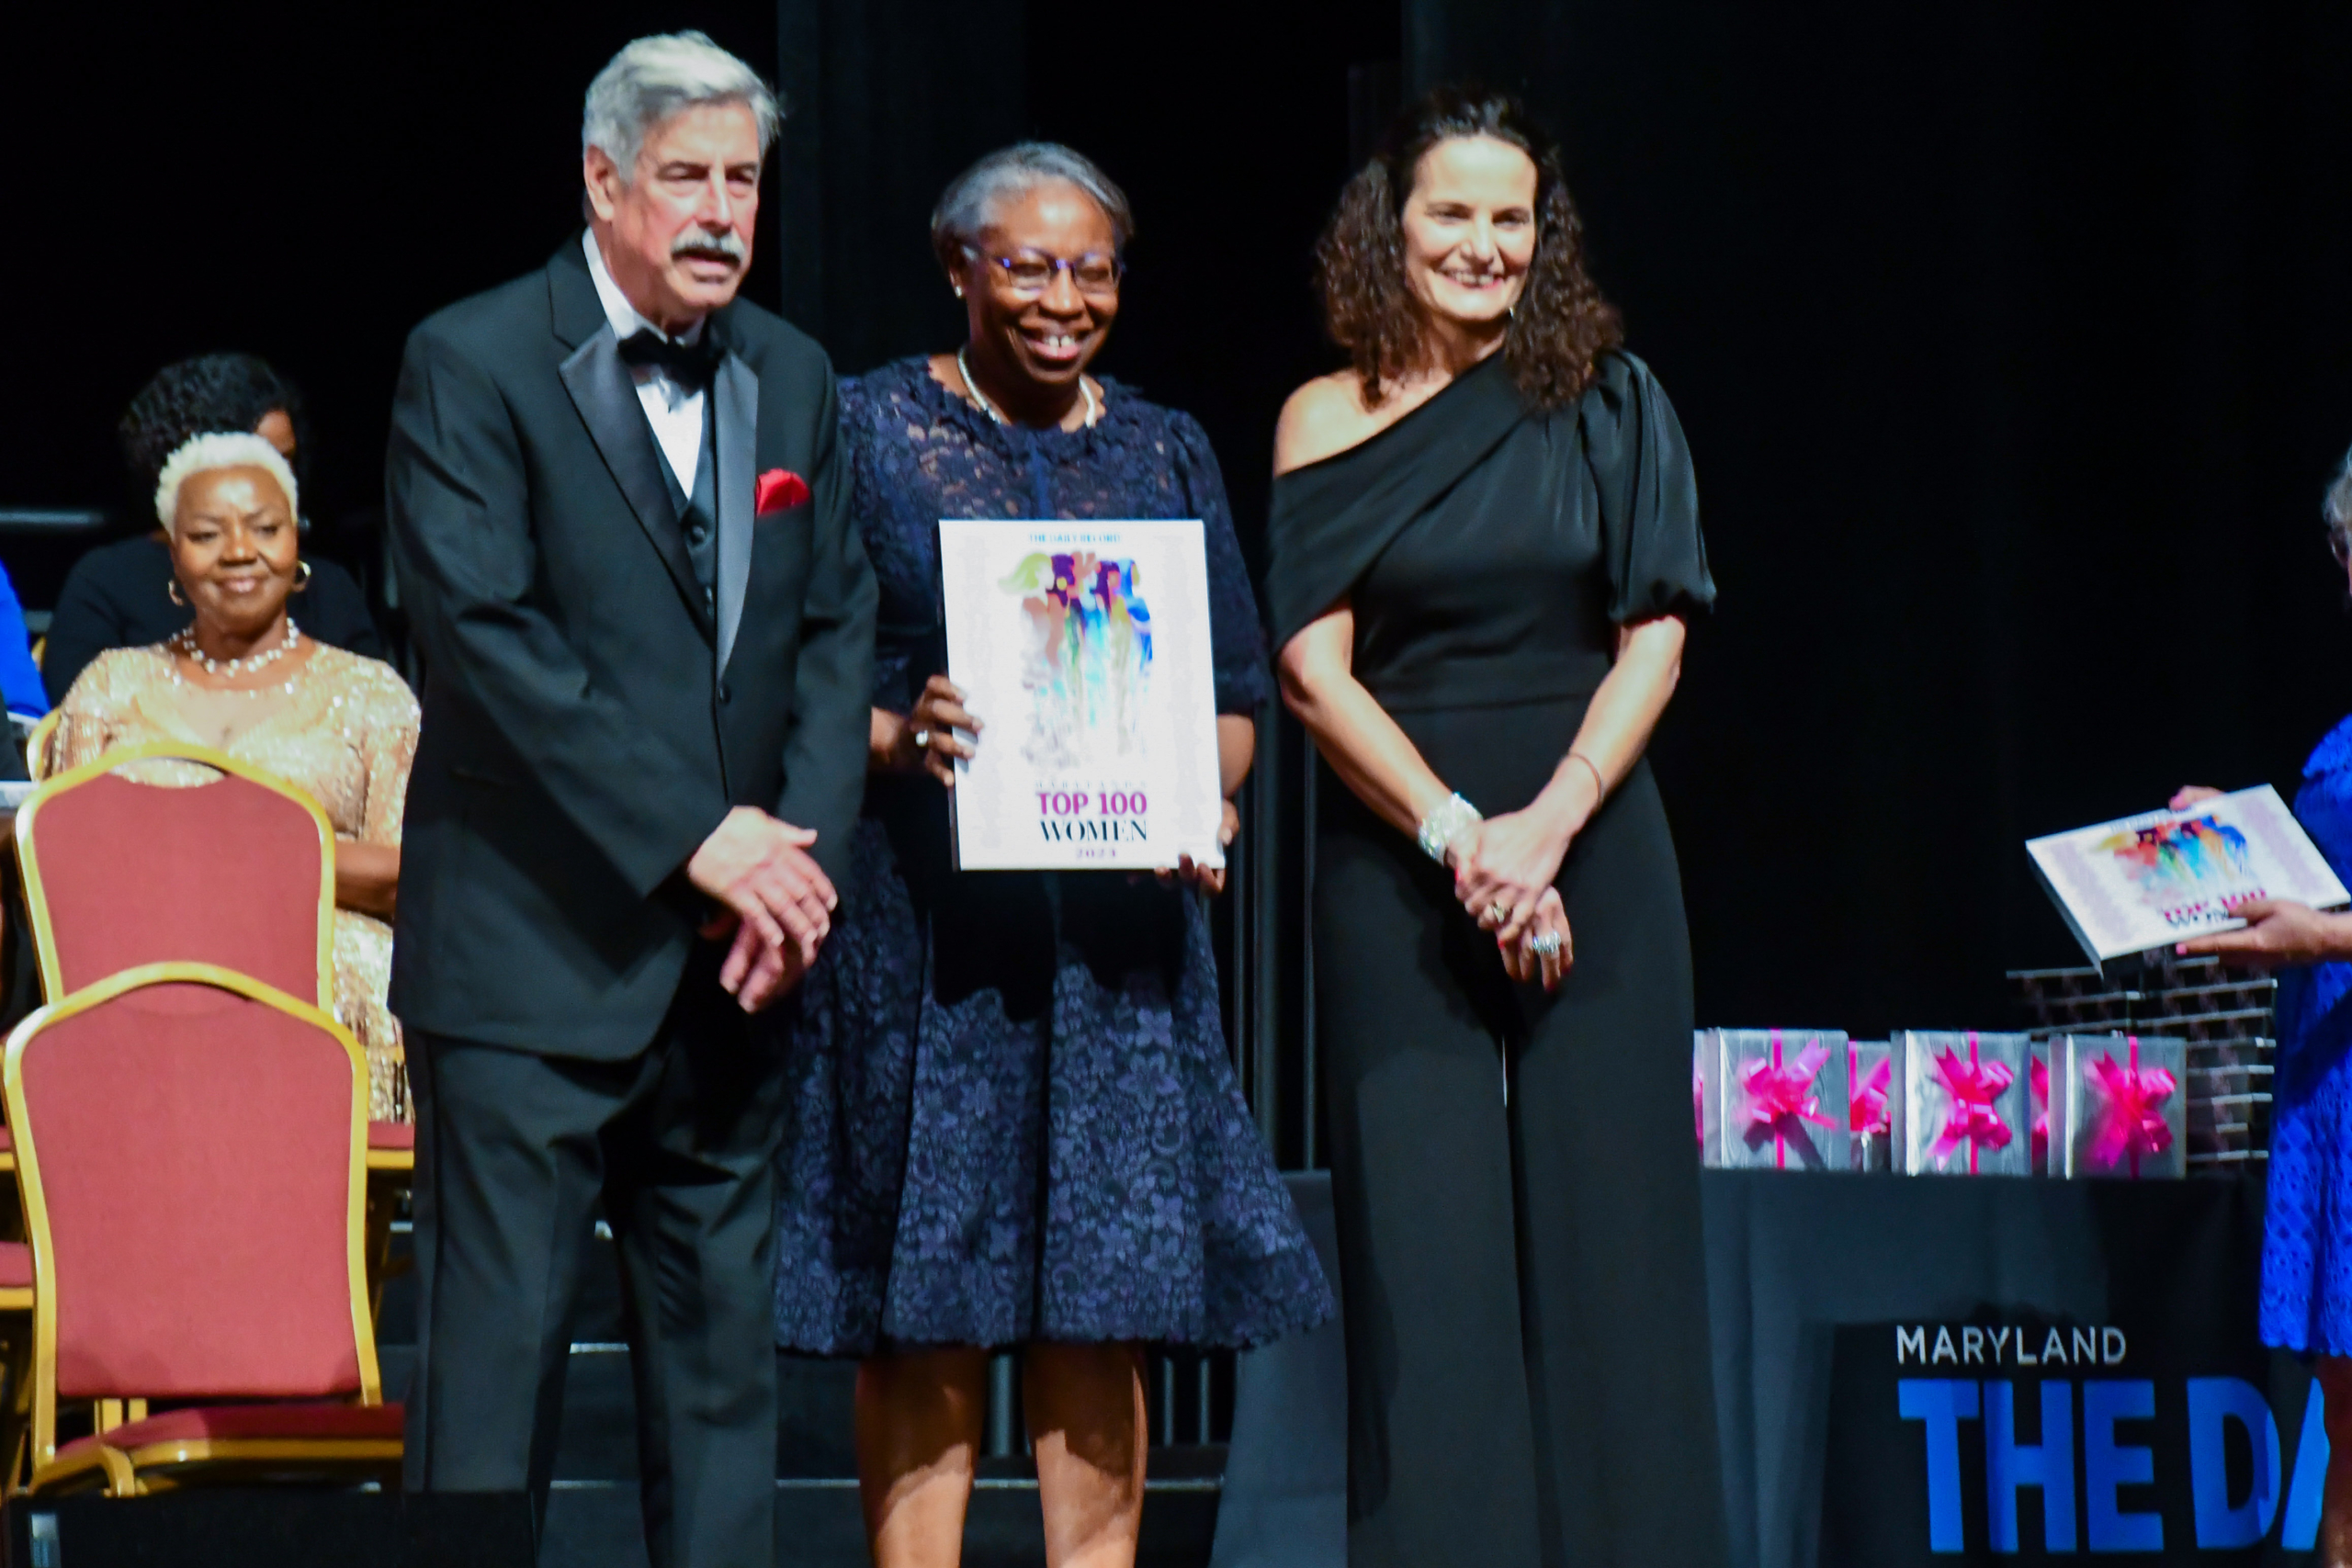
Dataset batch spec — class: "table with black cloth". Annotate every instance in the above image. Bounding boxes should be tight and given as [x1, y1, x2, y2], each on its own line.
[1213, 1170, 2311, 1568]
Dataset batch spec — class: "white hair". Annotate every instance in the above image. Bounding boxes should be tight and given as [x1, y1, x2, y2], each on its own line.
[153, 433, 299, 530]
[930, 142, 1134, 272]
[582, 31, 781, 180]
[2329, 445, 2352, 559]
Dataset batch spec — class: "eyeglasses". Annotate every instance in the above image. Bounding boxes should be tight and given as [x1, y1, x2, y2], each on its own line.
[967, 247, 1123, 299]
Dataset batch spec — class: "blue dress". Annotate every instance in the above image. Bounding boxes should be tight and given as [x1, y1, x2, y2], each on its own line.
[2262, 714, 2352, 1354]
[772, 357, 1333, 1352]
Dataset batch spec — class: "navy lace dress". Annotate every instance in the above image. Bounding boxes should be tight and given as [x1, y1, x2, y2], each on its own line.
[773, 356, 1332, 1352]
[2261, 714, 2352, 1354]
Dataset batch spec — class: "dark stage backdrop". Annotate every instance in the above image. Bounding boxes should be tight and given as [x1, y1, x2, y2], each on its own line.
[10, 3, 2352, 1040]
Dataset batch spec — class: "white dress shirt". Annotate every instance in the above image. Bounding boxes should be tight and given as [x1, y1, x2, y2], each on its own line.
[583, 231, 707, 495]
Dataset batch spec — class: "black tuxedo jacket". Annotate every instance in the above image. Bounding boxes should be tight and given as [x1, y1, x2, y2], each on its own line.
[384, 237, 876, 1056]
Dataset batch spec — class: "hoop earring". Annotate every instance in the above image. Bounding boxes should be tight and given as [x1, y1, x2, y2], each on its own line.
[167, 578, 187, 607]
[293, 559, 313, 592]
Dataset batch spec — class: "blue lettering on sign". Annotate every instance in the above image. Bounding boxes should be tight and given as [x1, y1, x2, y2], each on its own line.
[1898, 1379, 1980, 1552]
[2081, 1380, 2164, 1551]
[2282, 1379, 2329, 1552]
[1985, 1380, 2076, 1551]
[1896, 1370, 2339, 1553]
[2185, 1377, 2280, 1547]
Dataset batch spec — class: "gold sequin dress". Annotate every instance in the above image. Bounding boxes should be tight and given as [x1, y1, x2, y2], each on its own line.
[45, 641, 421, 1122]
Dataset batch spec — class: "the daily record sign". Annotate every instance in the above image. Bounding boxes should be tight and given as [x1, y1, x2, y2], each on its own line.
[1824, 1319, 2324, 1562]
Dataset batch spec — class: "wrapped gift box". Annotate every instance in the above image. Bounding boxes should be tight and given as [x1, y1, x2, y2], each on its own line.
[2052, 1033, 2188, 1179]
[1848, 1041, 1900, 1172]
[1704, 1028, 1849, 1171]
[1898, 1031, 2033, 1177]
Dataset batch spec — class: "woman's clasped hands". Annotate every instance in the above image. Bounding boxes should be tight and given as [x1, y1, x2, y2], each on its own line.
[1450, 791, 1583, 992]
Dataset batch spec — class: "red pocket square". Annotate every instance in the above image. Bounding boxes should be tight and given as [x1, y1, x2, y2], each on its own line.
[756, 468, 811, 514]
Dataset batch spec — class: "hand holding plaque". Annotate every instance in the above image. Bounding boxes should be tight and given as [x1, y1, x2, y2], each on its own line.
[885, 674, 982, 789]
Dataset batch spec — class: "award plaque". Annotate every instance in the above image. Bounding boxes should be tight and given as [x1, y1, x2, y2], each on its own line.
[2026, 785, 2348, 967]
[936, 519, 1226, 873]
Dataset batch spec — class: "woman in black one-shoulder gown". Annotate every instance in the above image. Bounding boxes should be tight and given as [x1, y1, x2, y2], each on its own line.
[1268, 88, 1727, 1568]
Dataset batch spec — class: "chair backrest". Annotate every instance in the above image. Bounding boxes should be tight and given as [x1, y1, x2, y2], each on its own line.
[5, 964, 378, 1467]
[16, 741, 334, 1007]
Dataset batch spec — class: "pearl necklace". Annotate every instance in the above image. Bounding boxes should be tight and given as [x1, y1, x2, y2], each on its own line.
[958, 344, 1099, 429]
[170, 619, 302, 694]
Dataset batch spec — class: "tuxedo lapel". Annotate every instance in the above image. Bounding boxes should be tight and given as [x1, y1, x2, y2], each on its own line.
[557, 326, 711, 637]
[712, 352, 757, 674]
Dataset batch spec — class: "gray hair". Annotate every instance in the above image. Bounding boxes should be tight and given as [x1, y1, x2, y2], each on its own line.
[930, 142, 1134, 272]
[582, 32, 781, 179]
[2329, 446, 2352, 563]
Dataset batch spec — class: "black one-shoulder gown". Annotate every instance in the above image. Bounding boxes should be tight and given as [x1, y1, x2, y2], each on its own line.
[1266, 351, 1729, 1568]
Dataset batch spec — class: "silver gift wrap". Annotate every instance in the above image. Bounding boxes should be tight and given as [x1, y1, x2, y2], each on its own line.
[1898, 1031, 2033, 1177]
[1693, 1031, 1718, 1165]
[1709, 1029, 1849, 1171]
[2054, 1033, 2188, 1179]
[1847, 1041, 1902, 1173]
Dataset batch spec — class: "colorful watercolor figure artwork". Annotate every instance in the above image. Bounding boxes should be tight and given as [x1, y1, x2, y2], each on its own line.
[2092, 815, 2256, 915]
[1000, 549, 1156, 771]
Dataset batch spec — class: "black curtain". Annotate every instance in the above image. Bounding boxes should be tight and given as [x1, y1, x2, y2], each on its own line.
[1409, 1, 2352, 1032]
[772, 1, 1025, 374]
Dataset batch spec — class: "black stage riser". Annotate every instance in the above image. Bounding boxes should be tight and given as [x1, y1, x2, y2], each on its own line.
[4, 1494, 532, 1568]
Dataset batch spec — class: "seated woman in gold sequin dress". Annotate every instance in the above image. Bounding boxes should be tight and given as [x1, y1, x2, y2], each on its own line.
[46, 431, 419, 1122]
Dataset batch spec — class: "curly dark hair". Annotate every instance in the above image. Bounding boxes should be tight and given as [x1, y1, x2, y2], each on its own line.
[1315, 85, 1621, 410]
[119, 353, 311, 491]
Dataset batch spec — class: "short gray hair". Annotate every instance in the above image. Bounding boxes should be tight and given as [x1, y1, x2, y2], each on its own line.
[583, 32, 781, 179]
[2328, 446, 2352, 562]
[930, 142, 1134, 273]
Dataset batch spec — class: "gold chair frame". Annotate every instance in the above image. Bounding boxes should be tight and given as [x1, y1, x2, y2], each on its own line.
[21, 712, 60, 786]
[6, 963, 393, 1495]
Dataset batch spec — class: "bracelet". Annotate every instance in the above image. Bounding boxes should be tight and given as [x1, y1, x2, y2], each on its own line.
[1566, 750, 1607, 804]
[1416, 792, 1482, 864]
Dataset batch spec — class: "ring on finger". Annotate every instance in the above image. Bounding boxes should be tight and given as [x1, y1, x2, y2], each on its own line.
[911, 729, 932, 750]
[1487, 902, 1511, 925]
[1529, 931, 1564, 958]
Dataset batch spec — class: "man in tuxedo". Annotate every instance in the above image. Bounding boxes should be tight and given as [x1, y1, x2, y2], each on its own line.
[384, 32, 873, 1565]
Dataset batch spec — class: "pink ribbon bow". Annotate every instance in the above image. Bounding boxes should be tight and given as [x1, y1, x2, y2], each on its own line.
[1930, 1033, 2015, 1173]
[1743, 1030, 1835, 1168]
[2086, 1036, 2176, 1177]
[2030, 1056, 2050, 1173]
[1849, 1047, 1891, 1136]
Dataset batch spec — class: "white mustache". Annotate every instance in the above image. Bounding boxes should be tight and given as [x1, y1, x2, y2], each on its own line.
[672, 229, 747, 265]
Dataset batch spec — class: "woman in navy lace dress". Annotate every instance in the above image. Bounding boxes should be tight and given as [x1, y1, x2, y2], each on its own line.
[2177, 449, 2352, 1563]
[774, 143, 1330, 1568]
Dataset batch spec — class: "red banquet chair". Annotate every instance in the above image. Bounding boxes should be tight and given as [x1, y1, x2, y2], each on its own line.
[6, 963, 399, 1494]
[15, 740, 334, 1009]
[14, 740, 413, 1169]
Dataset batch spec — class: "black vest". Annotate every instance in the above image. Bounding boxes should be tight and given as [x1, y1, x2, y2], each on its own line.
[654, 399, 719, 617]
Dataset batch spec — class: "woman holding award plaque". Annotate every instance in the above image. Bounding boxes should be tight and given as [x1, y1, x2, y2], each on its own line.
[1268, 88, 1726, 1566]
[2172, 451, 2352, 1564]
[772, 143, 1331, 1568]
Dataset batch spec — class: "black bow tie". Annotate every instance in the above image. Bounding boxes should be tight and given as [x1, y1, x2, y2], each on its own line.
[617, 327, 723, 386]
